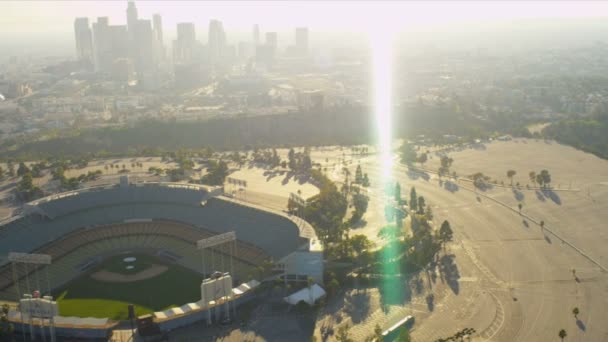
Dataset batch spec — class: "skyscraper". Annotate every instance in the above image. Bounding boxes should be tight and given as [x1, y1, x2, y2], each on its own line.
[253, 24, 260, 46]
[174, 22, 196, 63]
[152, 14, 165, 62]
[152, 14, 163, 44]
[295, 27, 309, 55]
[133, 20, 155, 72]
[126, 0, 138, 42]
[208, 19, 226, 65]
[92, 17, 112, 72]
[74, 17, 94, 65]
[265, 32, 278, 49]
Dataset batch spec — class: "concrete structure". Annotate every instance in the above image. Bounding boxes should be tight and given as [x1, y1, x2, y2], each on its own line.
[208, 19, 226, 67]
[295, 27, 309, 56]
[74, 18, 94, 65]
[173, 22, 196, 63]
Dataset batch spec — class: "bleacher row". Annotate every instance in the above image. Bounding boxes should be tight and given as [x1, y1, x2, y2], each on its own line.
[36, 184, 210, 219]
[0, 220, 270, 300]
[1, 197, 303, 264]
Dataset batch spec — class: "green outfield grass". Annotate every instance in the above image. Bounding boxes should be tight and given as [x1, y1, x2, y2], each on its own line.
[53, 254, 205, 320]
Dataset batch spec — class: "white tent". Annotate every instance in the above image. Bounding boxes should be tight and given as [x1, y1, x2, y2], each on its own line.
[283, 284, 326, 305]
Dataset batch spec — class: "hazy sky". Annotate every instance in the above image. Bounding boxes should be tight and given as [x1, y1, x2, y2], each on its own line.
[3, 0, 608, 35]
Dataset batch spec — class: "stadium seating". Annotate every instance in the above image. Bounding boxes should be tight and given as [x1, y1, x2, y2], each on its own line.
[0, 184, 307, 300]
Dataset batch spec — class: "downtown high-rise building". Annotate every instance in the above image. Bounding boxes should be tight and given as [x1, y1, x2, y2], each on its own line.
[152, 14, 165, 63]
[173, 22, 197, 63]
[265, 32, 278, 50]
[74, 17, 94, 66]
[295, 27, 309, 55]
[153, 14, 163, 44]
[126, 0, 138, 42]
[253, 24, 260, 46]
[92, 17, 112, 72]
[208, 19, 226, 66]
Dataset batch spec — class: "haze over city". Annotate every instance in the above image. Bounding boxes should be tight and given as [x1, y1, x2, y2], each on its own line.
[0, 1, 608, 341]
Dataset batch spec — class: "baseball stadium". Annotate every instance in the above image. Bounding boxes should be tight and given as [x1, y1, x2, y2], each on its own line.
[0, 177, 322, 339]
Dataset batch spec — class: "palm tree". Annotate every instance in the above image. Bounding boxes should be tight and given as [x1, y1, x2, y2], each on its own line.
[572, 307, 579, 319]
[558, 329, 567, 341]
[507, 170, 516, 186]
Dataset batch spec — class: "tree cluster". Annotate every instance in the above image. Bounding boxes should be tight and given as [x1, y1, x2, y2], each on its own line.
[287, 148, 312, 174]
[200, 160, 229, 185]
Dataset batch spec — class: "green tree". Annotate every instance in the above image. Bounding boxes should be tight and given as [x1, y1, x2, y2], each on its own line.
[507, 170, 516, 185]
[439, 155, 453, 175]
[336, 324, 353, 342]
[351, 192, 369, 223]
[558, 329, 567, 341]
[350, 234, 373, 259]
[355, 164, 363, 184]
[304, 171, 347, 246]
[417, 152, 428, 167]
[400, 142, 417, 165]
[410, 187, 418, 212]
[373, 324, 384, 342]
[0, 303, 14, 339]
[518, 203, 523, 213]
[417, 196, 426, 214]
[572, 307, 579, 319]
[200, 160, 229, 185]
[0, 166, 4, 179]
[362, 173, 370, 187]
[439, 220, 453, 246]
[539, 169, 551, 188]
[288, 148, 296, 170]
[17, 162, 30, 177]
[395, 182, 401, 203]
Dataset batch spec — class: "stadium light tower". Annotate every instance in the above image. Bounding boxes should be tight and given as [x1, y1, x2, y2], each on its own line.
[8, 252, 56, 342]
[197, 232, 237, 324]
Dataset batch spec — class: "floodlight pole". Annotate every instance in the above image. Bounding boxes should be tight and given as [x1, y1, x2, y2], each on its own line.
[8, 253, 54, 342]
[197, 232, 237, 325]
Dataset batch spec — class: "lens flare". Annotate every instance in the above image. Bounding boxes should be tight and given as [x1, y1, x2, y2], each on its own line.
[370, 26, 402, 305]
[371, 29, 394, 180]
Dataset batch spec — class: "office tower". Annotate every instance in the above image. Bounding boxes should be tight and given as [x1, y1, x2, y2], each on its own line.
[265, 32, 278, 49]
[253, 24, 260, 46]
[133, 20, 155, 73]
[153, 14, 163, 44]
[92, 17, 112, 72]
[177, 22, 196, 42]
[295, 27, 309, 55]
[74, 17, 94, 65]
[152, 14, 165, 62]
[208, 19, 226, 65]
[173, 22, 196, 63]
[108, 25, 129, 60]
[126, 0, 138, 42]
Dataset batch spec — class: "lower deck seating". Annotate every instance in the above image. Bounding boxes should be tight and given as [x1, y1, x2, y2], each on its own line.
[0, 220, 270, 300]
